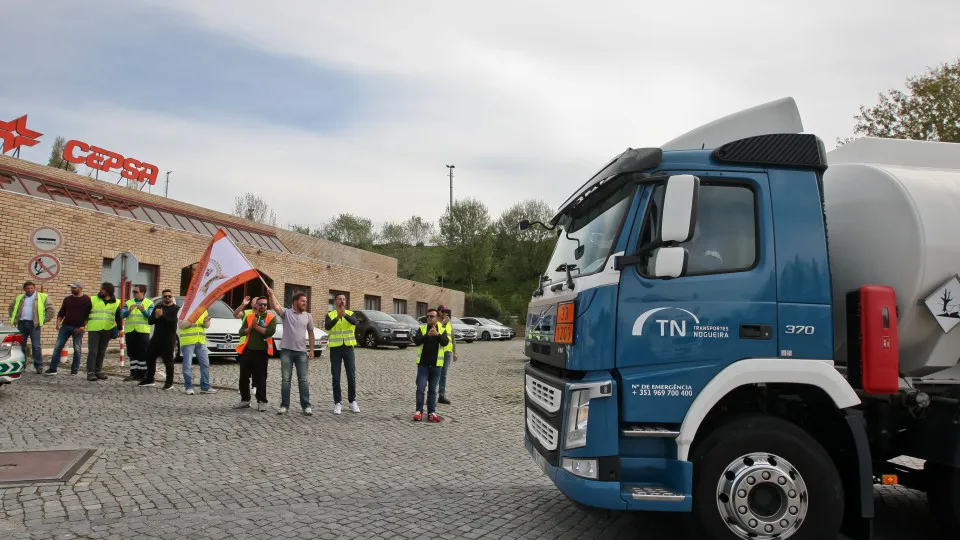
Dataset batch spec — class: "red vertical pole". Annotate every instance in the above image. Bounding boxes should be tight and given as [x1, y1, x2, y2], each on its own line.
[119, 274, 126, 367]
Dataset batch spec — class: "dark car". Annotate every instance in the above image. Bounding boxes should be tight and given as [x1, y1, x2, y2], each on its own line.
[354, 309, 412, 349]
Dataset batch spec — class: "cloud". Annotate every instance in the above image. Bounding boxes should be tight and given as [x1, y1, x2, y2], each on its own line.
[3, 0, 959, 231]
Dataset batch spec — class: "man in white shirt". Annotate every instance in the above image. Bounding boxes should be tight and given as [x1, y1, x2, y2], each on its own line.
[8, 281, 55, 374]
[265, 288, 315, 415]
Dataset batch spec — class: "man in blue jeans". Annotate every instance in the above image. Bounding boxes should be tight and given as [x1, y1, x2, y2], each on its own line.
[47, 281, 92, 375]
[266, 288, 315, 415]
[437, 306, 459, 404]
[8, 281, 55, 374]
[177, 309, 217, 395]
[412, 308, 449, 423]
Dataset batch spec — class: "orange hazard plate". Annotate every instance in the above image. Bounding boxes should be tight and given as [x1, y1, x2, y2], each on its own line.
[555, 323, 574, 344]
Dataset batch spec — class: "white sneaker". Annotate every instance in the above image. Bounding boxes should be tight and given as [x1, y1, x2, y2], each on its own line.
[277, 407, 288, 415]
[333, 403, 342, 415]
[349, 401, 360, 413]
[303, 407, 313, 416]
[201, 389, 217, 394]
[185, 389, 195, 395]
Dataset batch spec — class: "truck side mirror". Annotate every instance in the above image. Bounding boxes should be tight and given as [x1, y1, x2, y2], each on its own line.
[651, 247, 689, 279]
[660, 174, 699, 244]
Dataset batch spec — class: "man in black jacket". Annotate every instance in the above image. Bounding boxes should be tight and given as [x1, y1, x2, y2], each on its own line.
[139, 289, 180, 389]
[412, 308, 449, 423]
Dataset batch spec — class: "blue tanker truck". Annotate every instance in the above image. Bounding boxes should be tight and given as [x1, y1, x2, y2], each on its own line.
[520, 97, 960, 540]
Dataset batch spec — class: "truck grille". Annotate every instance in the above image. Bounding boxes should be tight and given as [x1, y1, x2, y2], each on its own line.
[526, 408, 559, 451]
[526, 374, 561, 413]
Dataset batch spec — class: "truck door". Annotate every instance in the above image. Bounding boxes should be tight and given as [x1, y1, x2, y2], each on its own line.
[615, 172, 778, 425]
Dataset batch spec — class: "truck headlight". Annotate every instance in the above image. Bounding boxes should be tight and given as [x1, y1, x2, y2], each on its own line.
[565, 390, 591, 449]
[563, 381, 612, 450]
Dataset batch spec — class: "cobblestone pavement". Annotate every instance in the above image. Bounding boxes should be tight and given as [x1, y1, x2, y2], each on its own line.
[0, 341, 948, 539]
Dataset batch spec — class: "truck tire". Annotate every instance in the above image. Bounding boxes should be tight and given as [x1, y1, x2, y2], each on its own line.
[690, 414, 844, 540]
[925, 462, 960, 534]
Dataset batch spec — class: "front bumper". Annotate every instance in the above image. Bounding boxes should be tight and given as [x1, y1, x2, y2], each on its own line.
[524, 434, 626, 510]
[378, 332, 412, 345]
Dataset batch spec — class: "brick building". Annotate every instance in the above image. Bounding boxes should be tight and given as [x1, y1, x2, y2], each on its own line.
[0, 155, 463, 349]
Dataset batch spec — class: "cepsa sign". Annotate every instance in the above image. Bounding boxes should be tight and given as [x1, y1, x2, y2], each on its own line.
[63, 140, 159, 185]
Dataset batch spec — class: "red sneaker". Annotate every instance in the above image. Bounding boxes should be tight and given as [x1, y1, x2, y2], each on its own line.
[413, 411, 423, 421]
[427, 413, 442, 423]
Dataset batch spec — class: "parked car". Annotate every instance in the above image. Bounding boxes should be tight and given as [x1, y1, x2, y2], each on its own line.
[0, 323, 26, 387]
[459, 317, 508, 341]
[149, 297, 328, 361]
[415, 315, 477, 343]
[487, 318, 516, 339]
[354, 309, 412, 348]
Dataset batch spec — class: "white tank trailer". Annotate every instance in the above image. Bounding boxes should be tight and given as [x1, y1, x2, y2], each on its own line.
[824, 137, 960, 379]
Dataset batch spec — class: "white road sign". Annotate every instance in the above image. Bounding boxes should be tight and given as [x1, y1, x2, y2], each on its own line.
[28, 254, 61, 281]
[105, 251, 139, 284]
[31, 226, 63, 252]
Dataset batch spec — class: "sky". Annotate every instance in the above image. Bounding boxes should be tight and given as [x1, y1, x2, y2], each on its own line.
[2, 0, 958, 232]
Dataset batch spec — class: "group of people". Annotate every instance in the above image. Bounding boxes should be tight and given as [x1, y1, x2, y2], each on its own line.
[10, 281, 461, 421]
[8, 280, 207, 388]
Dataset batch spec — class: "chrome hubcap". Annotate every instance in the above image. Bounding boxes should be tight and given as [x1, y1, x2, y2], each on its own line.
[716, 453, 808, 539]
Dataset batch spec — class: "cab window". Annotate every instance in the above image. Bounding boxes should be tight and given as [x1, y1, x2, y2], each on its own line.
[637, 181, 758, 276]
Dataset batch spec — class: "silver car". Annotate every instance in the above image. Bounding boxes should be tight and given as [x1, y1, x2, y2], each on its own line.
[412, 315, 477, 343]
[0, 323, 27, 386]
[459, 317, 506, 341]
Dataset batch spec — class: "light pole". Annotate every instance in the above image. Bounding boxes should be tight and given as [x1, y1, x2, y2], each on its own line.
[446, 164, 454, 212]
[164, 171, 172, 198]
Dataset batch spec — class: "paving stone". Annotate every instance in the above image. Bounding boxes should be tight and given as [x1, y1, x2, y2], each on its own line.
[0, 342, 949, 539]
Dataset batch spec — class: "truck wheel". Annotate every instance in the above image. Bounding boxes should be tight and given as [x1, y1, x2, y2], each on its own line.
[925, 462, 960, 534]
[690, 415, 843, 540]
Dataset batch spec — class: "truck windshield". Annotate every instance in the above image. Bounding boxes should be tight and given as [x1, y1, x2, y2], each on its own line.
[543, 190, 633, 285]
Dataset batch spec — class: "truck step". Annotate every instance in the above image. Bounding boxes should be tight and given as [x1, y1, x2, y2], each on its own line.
[622, 426, 680, 438]
[629, 485, 685, 502]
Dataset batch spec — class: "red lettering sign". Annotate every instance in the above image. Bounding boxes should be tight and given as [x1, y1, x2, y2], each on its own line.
[63, 140, 159, 185]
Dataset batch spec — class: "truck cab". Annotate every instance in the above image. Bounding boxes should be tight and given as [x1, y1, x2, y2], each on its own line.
[521, 98, 960, 540]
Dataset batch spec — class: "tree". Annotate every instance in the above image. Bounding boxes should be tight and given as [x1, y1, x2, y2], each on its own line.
[439, 198, 492, 288]
[318, 213, 377, 250]
[232, 192, 278, 226]
[492, 199, 555, 283]
[404, 215, 436, 247]
[380, 221, 410, 245]
[842, 57, 960, 145]
[289, 224, 312, 235]
[47, 136, 77, 172]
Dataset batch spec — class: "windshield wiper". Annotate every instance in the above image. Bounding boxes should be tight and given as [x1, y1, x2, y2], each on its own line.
[533, 275, 549, 297]
[555, 263, 578, 291]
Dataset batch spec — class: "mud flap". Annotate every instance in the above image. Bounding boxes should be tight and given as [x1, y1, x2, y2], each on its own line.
[841, 409, 874, 540]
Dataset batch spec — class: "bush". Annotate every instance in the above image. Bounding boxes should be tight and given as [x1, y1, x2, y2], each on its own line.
[465, 293, 502, 319]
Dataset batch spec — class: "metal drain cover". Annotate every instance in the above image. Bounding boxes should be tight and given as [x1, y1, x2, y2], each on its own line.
[0, 449, 96, 485]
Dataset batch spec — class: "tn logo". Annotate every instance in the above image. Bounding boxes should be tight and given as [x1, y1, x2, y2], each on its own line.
[632, 307, 700, 337]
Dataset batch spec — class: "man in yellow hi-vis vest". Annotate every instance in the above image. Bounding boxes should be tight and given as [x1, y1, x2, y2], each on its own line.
[85, 282, 121, 382]
[8, 280, 55, 374]
[412, 308, 449, 423]
[324, 293, 359, 415]
[120, 285, 153, 381]
[178, 310, 215, 395]
[437, 305, 459, 405]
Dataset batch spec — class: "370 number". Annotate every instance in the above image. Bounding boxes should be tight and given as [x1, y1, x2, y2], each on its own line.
[784, 325, 815, 335]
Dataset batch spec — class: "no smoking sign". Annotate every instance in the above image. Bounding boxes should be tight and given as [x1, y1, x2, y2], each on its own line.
[28, 254, 61, 281]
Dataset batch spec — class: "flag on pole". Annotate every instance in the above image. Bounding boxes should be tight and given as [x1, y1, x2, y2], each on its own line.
[179, 229, 259, 323]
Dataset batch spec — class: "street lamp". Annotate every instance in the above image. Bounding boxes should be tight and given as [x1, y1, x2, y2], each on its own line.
[446, 164, 454, 211]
